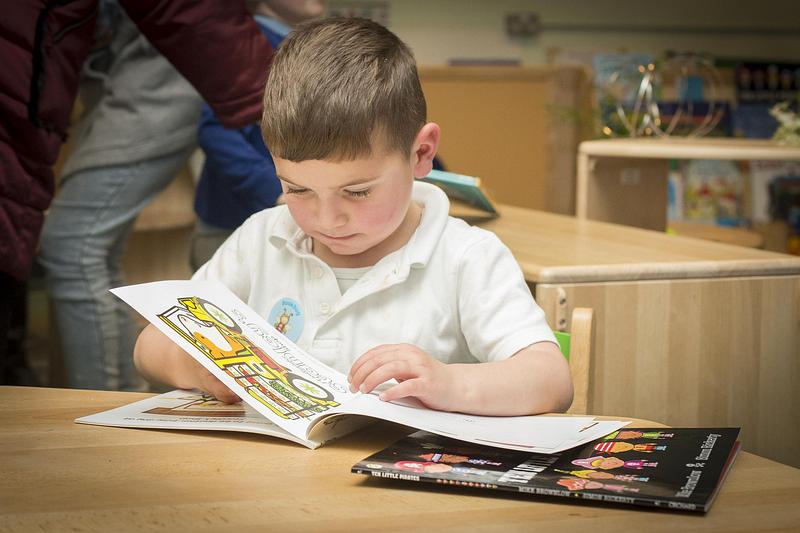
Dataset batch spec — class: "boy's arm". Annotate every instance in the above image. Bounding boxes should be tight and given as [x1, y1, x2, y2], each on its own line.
[134, 324, 240, 403]
[348, 341, 573, 416]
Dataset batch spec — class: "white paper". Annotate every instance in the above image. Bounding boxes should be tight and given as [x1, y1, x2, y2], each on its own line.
[76, 389, 309, 447]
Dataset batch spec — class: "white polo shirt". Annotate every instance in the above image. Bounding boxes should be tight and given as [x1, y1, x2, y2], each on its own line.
[194, 181, 556, 373]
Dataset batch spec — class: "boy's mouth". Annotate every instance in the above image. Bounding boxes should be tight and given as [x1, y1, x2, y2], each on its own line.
[320, 232, 356, 241]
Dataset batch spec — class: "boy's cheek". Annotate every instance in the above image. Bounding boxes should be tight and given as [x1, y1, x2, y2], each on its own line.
[357, 206, 401, 231]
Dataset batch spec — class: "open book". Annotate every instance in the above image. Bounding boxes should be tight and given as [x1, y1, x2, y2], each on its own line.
[76, 280, 627, 450]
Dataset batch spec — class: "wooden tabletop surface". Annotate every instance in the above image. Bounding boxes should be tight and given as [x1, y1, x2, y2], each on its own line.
[2, 386, 799, 532]
[473, 205, 800, 284]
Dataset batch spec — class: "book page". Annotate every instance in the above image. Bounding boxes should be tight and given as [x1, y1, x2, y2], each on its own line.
[75, 389, 314, 448]
[330, 392, 628, 453]
[112, 280, 356, 444]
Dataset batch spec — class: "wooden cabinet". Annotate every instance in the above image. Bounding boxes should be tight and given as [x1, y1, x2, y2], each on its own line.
[419, 66, 590, 215]
[478, 205, 800, 468]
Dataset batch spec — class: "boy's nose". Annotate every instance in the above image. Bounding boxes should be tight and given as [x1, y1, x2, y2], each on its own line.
[316, 199, 347, 229]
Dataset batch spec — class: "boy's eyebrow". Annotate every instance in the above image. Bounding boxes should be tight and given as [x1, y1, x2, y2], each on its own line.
[276, 174, 297, 186]
[277, 174, 382, 188]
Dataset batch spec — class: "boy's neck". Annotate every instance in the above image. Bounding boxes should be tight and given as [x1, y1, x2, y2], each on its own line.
[312, 201, 423, 269]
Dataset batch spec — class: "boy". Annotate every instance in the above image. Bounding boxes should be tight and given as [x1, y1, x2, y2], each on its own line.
[134, 17, 573, 415]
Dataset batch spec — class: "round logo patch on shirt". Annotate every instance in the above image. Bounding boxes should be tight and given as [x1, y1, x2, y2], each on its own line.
[268, 297, 304, 342]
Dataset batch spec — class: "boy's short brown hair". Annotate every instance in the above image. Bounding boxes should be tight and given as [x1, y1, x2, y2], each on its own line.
[261, 17, 426, 161]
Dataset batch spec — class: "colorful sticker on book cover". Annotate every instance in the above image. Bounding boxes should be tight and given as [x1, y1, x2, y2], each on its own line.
[156, 296, 336, 420]
[554, 468, 650, 483]
[268, 297, 304, 342]
[571, 456, 658, 470]
[602, 430, 674, 440]
[394, 460, 489, 476]
[419, 452, 503, 466]
[594, 441, 667, 453]
[557, 478, 640, 493]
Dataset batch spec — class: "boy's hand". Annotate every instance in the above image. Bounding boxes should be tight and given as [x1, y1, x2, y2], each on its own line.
[179, 356, 241, 404]
[133, 324, 240, 404]
[347, 344, 464, 412]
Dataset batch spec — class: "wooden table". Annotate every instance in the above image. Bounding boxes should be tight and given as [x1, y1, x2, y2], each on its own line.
[473, 205, 800, 469]
[2, 387, 799, 532]
[667, 220, 764, 249]
[575, 137, 800, 231]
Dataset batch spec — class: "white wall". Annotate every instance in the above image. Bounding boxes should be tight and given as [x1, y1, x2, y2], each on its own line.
[364, 0, 800, 66]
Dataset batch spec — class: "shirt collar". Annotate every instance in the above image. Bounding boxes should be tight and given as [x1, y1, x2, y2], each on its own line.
[401, 180, 450, 270]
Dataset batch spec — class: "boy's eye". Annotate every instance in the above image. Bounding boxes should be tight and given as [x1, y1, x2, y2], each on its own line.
[286, 187, 309, 195]
[347, 189, 371, 198]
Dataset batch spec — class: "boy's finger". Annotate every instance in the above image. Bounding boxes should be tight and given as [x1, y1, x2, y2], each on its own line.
[358, 359, 415, 394]
[202, 374, 239, 404]
[348, 347, 405, 389]
[348, 344, 402, 380]
[349, 354, 391, 392]
[378, 378, 421, 403]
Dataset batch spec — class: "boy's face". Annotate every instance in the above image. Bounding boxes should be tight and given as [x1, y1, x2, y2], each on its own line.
[274, 125, 439, 268]
[275, 148, 415, 267]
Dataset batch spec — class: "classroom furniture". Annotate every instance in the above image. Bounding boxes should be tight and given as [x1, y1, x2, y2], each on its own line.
[557, 308, 595, 416]
[419, 65, 590, 215]
[474, 204, 800, 469]
[575, 137, 800, 232]
[3, 386, 798, 531]
[667, 220, 764, 249]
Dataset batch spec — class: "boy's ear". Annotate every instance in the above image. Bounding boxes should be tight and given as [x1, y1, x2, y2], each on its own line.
[411, 122, 441, 179]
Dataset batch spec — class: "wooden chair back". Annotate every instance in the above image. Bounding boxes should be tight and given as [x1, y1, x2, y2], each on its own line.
[554, 307, 594, 415]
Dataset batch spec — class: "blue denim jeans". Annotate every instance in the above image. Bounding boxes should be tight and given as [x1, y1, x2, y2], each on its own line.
[38, 148, 193, 391]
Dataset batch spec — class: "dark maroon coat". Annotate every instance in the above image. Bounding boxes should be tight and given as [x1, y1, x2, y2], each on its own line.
[0, 0, 274, 280]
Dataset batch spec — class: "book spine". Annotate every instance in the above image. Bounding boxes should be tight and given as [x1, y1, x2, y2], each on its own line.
[353, 468, 507, 491]
[351, 468, 701, 512]
[568, 490, 699, 512]
[517, 486, 699, 511]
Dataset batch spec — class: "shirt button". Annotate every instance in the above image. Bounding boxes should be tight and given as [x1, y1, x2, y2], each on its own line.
[319, 302, 330, 315]
[314, 266, 324, 279]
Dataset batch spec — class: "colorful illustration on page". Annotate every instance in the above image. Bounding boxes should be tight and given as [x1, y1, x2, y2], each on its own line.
[157, 296, 339, 420]
[144, 393, 247, 418]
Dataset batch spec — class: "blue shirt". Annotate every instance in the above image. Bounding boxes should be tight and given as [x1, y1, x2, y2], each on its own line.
[193, 17, 287, 229]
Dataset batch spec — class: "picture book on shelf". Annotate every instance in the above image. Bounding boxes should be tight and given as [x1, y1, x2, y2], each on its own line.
[76, 280, 627, 450]
[681, 159, 745, 226]
[352, 427, 741, 513]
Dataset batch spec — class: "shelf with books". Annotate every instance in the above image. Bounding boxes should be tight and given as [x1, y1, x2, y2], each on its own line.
[575, 137, 800, 252]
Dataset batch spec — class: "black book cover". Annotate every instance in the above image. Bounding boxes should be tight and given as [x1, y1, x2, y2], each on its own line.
[352, 428, 741, 512]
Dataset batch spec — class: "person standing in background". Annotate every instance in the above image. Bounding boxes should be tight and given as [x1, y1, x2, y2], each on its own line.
[191, 0, 326, 271]
[38, 2, 202, 391]
[0, 1, 274, 388]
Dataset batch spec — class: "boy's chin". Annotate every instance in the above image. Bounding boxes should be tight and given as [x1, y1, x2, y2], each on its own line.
[325, 241, 369, 256]
[316, 237, 363, 254]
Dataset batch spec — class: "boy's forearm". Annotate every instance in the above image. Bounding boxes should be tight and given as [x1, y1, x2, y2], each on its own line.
[454, 343, 573, 416]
